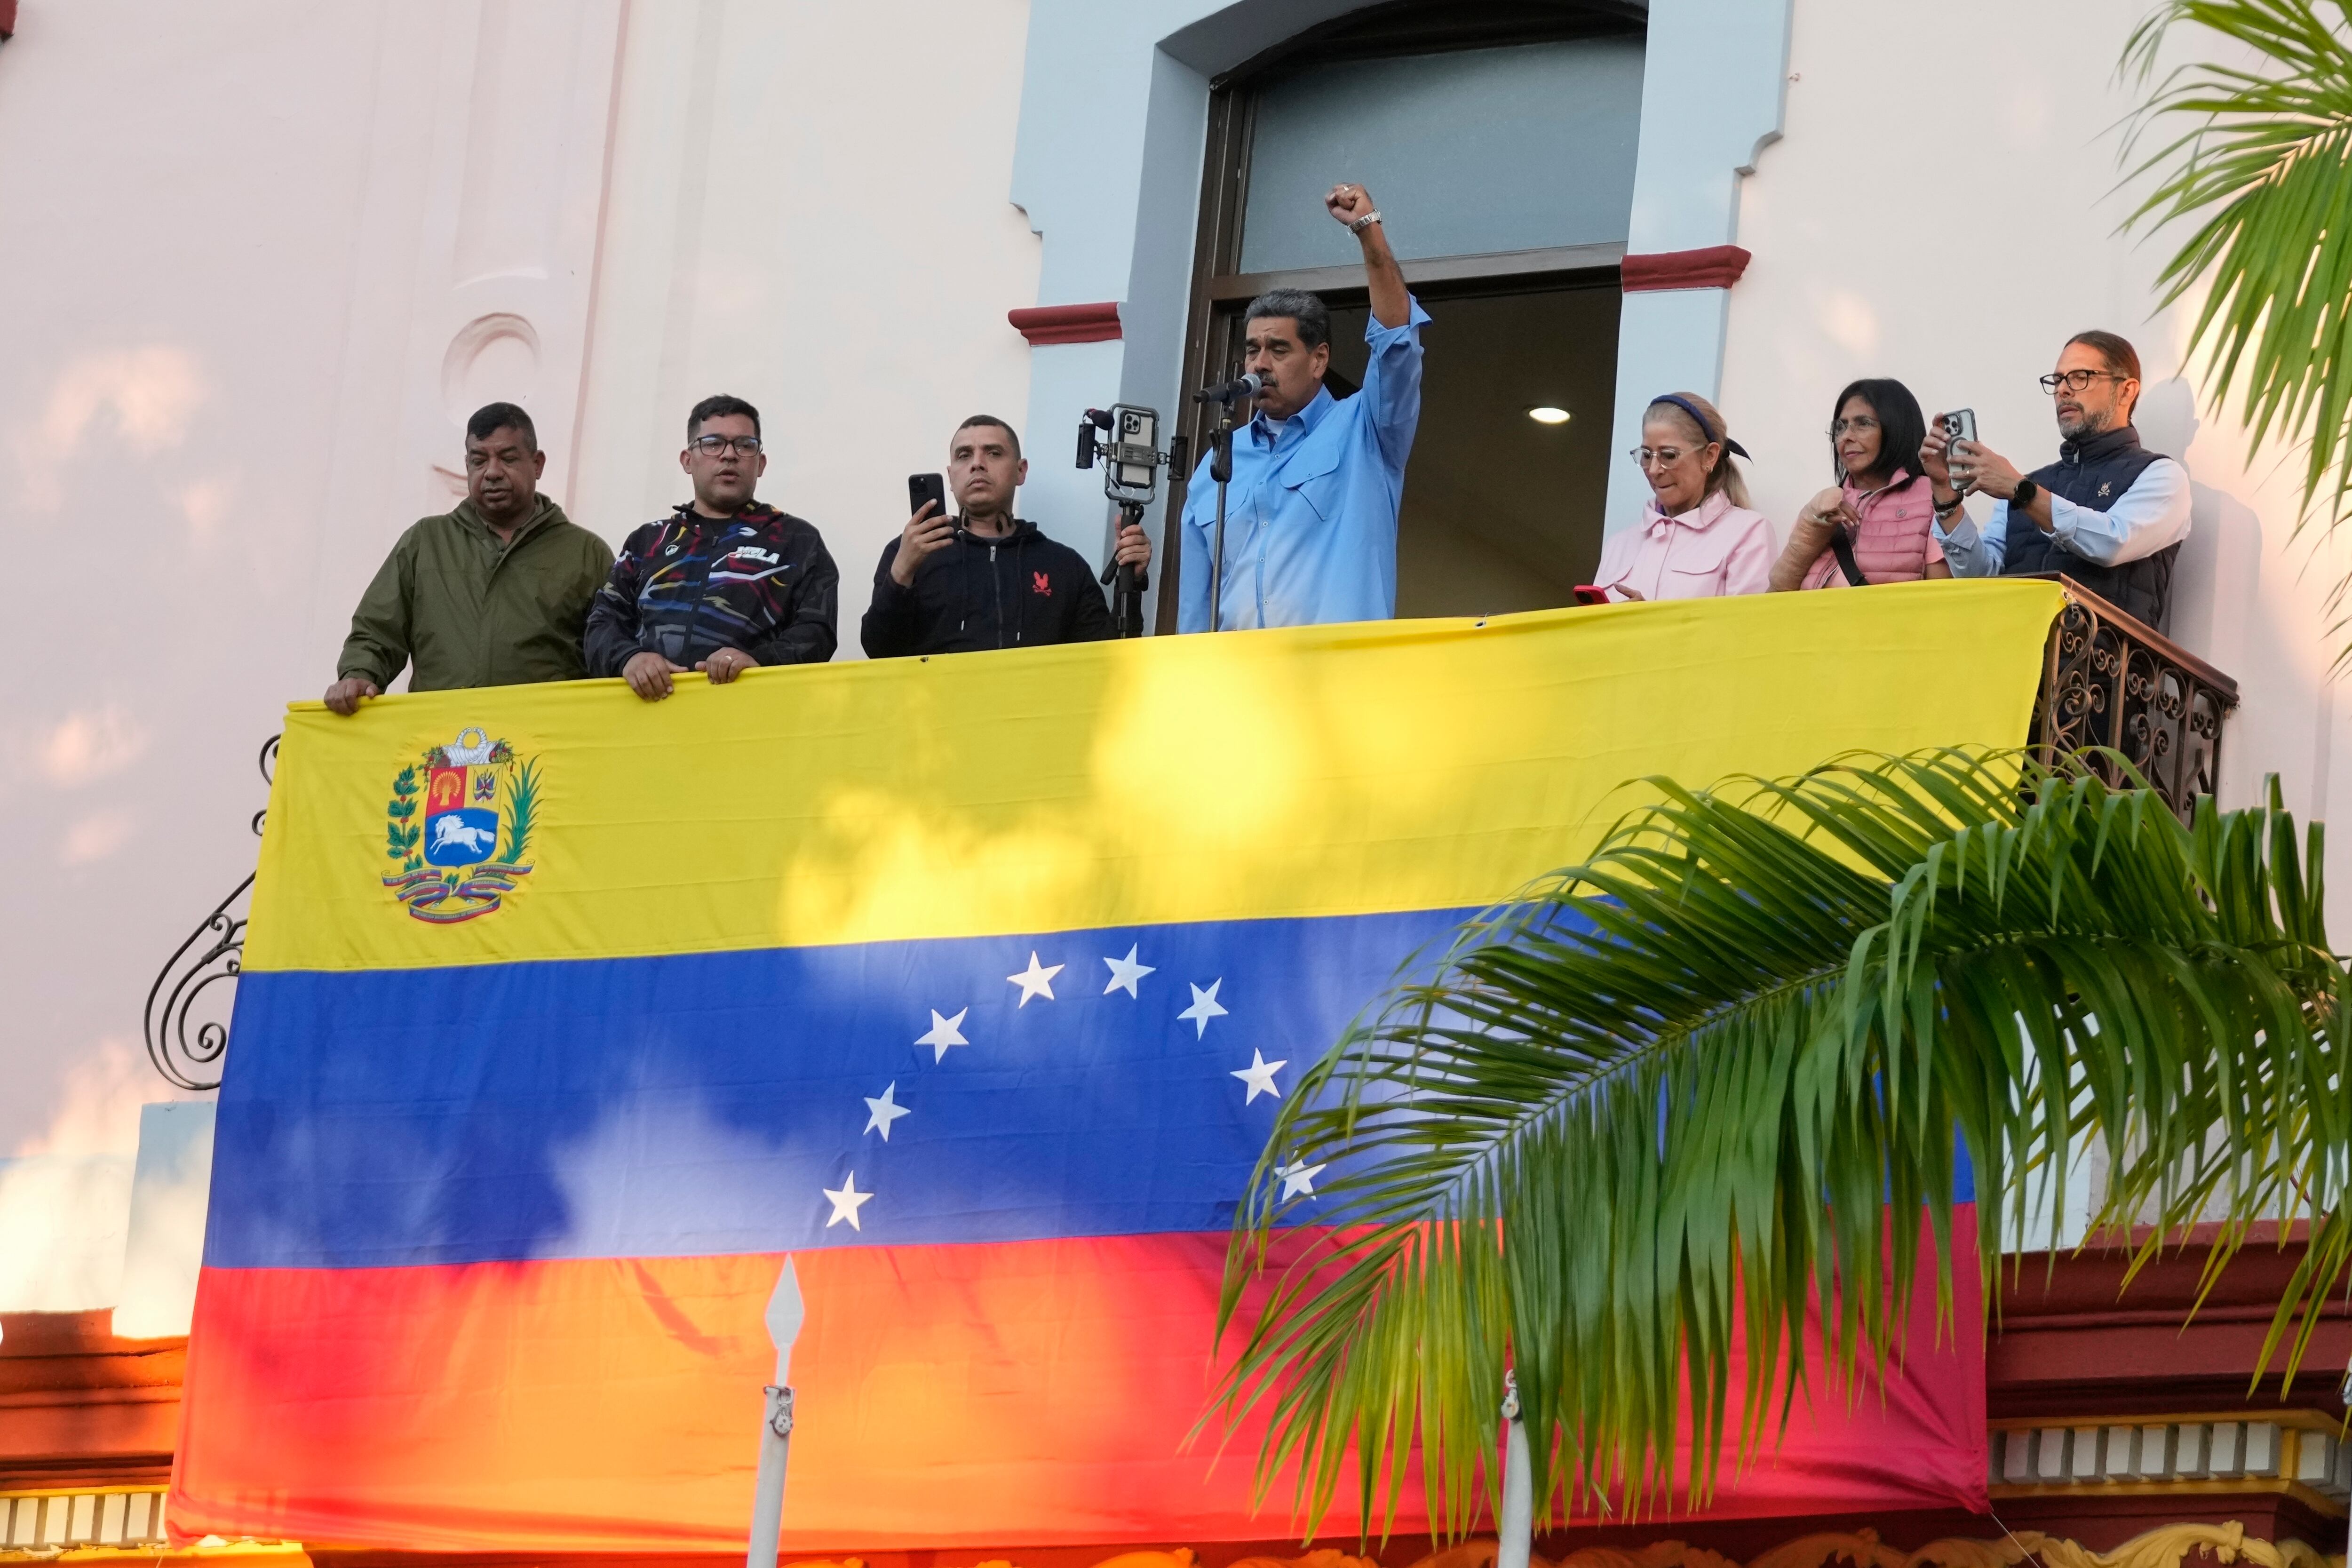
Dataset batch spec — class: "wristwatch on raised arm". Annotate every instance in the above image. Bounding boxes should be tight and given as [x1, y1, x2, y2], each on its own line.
[2013, 478, 2040, 509]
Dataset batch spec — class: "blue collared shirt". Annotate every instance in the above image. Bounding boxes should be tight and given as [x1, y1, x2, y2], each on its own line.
[1177, 297, 1430, 632]
[1933, 457, 2191, 575]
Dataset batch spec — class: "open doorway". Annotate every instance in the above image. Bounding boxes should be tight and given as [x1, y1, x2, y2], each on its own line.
[1325, 283, 1619, 614]
[1161, 0, 1642, 630]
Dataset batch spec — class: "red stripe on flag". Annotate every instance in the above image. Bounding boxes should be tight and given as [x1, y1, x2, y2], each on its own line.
[172, 1224, 1983, 1553]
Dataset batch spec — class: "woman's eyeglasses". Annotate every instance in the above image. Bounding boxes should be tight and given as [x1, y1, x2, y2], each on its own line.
[1628, 446, 1689, 468]
[1828, 416, 1880, 438]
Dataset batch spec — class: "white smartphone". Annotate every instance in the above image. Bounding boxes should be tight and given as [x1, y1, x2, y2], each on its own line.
[1940, 409, 1979, 491]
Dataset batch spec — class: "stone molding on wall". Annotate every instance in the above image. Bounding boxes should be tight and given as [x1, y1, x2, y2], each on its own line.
[739, 1522, 2344, 1568]
[1991, 1414, 2350, 1517]
[1010, 302, 1124, 345]
[0, 1507, 2334, 1568]
[1747, 1522, 2341, 1568]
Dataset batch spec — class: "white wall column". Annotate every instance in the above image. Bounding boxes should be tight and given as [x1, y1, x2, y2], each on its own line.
[1601, 0, 1794, 534]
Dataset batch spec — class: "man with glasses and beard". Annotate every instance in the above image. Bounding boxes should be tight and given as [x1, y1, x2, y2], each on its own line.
[1921, 330, 2191, 628]
[586, 394, 841, 701]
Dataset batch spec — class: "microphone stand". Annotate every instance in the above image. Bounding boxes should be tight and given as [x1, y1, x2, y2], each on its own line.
[1207, 409, 1236, 634]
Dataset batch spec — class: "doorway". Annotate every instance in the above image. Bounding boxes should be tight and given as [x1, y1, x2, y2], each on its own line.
[1325, 283, 1619, 614]
[1160, 0, 1644, 630]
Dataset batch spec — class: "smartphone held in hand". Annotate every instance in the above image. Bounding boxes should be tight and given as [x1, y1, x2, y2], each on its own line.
[1939, 410, 1979, 493]
[907, 472, 948, 520]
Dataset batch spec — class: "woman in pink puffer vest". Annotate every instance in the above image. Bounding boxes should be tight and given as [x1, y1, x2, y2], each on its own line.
[1770, 378, 1952, 591]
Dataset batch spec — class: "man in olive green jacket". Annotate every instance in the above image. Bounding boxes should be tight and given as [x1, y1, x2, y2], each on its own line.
[326, 403, 615, 714]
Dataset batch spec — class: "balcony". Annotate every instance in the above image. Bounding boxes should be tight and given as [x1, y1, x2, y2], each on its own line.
[2026, 576, 2240, 824]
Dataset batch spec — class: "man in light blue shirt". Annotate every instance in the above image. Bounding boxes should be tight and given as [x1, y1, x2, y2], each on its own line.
[1178, 181, 1429, 633]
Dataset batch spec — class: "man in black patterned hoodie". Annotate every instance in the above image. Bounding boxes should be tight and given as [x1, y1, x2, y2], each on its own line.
[586, 394, 839, 700]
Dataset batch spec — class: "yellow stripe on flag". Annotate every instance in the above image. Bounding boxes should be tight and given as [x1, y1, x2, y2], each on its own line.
[244, 579, 2062, 972]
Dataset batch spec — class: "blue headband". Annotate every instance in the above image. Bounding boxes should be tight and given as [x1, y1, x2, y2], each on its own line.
[1648, 394, 1750, 460]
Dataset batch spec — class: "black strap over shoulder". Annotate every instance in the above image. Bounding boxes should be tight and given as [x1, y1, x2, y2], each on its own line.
[1827, 526, 1869, 587]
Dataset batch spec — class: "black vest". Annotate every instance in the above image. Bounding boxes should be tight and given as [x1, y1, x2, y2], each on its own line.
[2000, 423, 2178, 629]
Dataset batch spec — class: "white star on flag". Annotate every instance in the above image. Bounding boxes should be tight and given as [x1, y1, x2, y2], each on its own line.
[823, 1172, 874, 1230]
[916, 1007, 969, 1063]
[863, 1082, 911, 1140]
[1232, 1048, 1287, 1104]
[1102, 944, 1155, 998]
[1279, 1157, 1326, 1199]
[1179, 979, 1229, 1038]
[1007, 952, 1064, 1006]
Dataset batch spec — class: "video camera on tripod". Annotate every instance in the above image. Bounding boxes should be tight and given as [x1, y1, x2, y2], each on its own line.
[1076, 405, 1188, 638]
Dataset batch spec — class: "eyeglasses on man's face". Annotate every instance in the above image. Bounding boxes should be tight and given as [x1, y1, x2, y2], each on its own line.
[690, 434, 763, 457]
[1629, 446, 1692, 469]
[2039, 369, 2128, 395]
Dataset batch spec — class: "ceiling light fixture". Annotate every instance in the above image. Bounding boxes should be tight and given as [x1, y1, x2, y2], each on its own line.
[1526, 406, 1571, 425]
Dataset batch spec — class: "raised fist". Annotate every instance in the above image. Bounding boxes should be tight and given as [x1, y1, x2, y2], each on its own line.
[1325, 183, 1376, 227]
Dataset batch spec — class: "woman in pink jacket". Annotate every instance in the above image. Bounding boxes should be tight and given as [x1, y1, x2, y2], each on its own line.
[1770, 377, 1951, 591]
[1594, 391, 1774, 601]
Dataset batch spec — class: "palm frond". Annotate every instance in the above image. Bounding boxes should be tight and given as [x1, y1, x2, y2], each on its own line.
[1211, 749, 2349, 1541]
[2121, 1, 2352, 533]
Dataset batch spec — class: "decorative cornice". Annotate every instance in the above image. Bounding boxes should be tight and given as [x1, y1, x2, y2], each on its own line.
[6, 1510, 2331, 1568]
[1620, 246, 1752, 293]
[1990, 1411, 2349, 1517]
[740, 1522, 2343, 1568]
[1745, 1522, 2340, 1568]
[1008, 301, 1122, 345]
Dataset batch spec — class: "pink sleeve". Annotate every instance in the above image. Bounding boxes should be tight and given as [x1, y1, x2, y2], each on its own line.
[1592, 527, 1638, 591]
[1718, 514, 1778, 597]
[1924, 530, 1947, 565]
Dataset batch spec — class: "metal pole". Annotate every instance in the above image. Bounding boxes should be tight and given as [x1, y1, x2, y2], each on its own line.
[1498, 1371, 1533, 1568]
[1207, 414, 1234, 633]
[745, 1385, 793, 1568]
[745, 1258, 804, 1568]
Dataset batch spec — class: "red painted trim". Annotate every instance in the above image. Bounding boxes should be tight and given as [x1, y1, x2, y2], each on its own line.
[1621, 245, 1752, 292]
[0, 0, 18, 40]
[1008, 301, 1122, 346]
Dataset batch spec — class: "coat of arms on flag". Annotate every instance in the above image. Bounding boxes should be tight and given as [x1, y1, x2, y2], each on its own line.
[380, 724, 537, 923]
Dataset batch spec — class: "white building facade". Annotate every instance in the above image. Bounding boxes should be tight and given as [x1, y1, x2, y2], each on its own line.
[0, 0, 2338, 1320]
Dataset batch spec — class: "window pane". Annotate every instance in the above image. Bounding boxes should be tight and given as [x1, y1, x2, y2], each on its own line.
[1239, 38, 1644, 273]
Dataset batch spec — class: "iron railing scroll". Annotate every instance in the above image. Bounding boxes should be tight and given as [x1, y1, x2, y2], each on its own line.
[143, 734, 278, 1090]
[2029, 577, 2238, 825]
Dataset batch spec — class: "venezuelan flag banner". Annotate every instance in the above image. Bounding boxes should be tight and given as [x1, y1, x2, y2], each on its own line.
[174, 581, 2058, 1553]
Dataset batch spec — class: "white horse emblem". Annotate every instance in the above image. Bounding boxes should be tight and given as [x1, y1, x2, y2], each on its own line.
[430, 815, 496, 857]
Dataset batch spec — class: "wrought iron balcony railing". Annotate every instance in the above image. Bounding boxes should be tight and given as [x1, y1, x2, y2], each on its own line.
[2027, 575, 2239, 824]
[143, 735, 274, 1091]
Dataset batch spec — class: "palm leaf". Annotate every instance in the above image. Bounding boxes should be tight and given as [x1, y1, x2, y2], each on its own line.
[2121, 1, 2352, 653]
[1210, 749, 2349, 1540]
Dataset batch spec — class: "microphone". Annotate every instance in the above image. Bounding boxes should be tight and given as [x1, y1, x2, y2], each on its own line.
[1193, 372, 1264, 405]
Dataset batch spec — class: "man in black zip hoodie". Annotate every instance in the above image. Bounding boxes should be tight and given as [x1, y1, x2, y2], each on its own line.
[861, 415, 1151, 658]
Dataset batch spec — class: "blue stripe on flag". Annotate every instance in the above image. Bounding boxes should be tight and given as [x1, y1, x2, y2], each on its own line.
[207, 908, 1469, 1269]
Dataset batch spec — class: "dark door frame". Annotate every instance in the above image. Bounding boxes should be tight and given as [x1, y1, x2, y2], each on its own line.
[1156, 5, 1643, 633]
